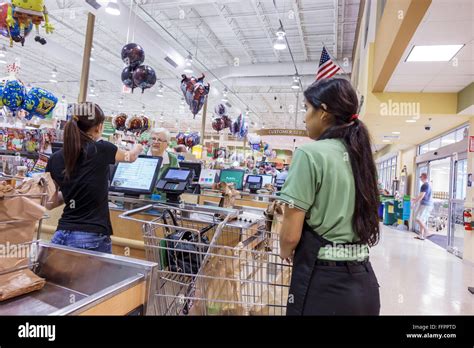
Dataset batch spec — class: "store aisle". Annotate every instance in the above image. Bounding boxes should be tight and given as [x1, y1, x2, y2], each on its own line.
[371, 225, 474, 315]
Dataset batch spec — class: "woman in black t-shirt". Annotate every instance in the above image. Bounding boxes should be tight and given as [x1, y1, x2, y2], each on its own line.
[46, 102, 143, 253]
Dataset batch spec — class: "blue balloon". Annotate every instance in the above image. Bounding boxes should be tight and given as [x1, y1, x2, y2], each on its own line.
[22, 87, 58, 120]
[2, 79, 25, 113]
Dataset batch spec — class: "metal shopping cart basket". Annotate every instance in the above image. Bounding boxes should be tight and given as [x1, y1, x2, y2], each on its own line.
[119, 203, 292, 315]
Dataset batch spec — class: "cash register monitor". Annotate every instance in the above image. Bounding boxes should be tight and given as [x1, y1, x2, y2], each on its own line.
[109, 156, 163, 196]
[219, 169, 245, 190]
[179, 161, 202, 181]
[260, 174, 274, 186]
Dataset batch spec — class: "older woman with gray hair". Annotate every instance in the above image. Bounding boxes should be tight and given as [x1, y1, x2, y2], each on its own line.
[147, 127, 179, 178]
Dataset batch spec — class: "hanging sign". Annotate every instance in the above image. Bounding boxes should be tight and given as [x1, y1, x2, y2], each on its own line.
[256, 129, 307, 136]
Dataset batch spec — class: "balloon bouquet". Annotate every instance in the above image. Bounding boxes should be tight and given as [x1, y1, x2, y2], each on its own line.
[176, 131, 200, 149]
[0, 1, 54, 47]
[180, 74, 210, 118]
[0, 63, 57, 121]
[211, 103, 233, 133]
[231, 113, 248, 139]
[111, 112, 149, 135]
[121, 43, 157, 93]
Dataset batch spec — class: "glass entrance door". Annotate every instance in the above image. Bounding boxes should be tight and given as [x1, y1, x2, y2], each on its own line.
[448, 155, 467, 257]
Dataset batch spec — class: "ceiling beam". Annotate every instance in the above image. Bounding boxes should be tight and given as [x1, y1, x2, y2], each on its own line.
[250, 0, 281, 62]
[213, 3, 256, 64]
[293, 0, 309, 61]
[178, 6, 235, 66]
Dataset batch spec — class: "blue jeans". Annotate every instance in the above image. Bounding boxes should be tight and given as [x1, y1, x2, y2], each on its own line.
[51, 230, 112, 253]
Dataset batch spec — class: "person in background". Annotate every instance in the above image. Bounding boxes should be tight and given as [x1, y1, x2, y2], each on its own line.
[276, 165, 289, 181]
[45, 103, 143, 253]
[279, 78, 380, 315]
[412, 172, 433, 240]
[258, 165, 266, 175]
[245, 156, 257, 174]
[147, 127, 179, 178]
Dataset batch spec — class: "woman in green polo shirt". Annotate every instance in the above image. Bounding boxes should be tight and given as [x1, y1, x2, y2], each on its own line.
[279, 78, 380, 315]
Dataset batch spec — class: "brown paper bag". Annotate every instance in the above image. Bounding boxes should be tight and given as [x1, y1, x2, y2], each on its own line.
[0, 269, 46, 302]
[15, 172, 56, 204]
[189, 247, 245, 315]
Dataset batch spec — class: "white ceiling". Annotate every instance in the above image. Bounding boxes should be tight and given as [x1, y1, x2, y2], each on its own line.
[0, 0, 361, 134]
[385, 0, 474, 93]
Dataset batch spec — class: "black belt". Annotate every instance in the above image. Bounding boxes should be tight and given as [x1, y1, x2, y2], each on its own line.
[316, 259, 369, 267]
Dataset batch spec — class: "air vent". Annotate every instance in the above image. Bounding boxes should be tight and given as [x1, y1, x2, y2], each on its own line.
[164, 56, 178, 68]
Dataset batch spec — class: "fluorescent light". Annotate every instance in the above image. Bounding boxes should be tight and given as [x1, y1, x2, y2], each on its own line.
[406, 119, 417, 123]
[49, 79, 57, 83]
[291, 74, 300, 89]
[392, 131, 400, 135]
[382, 139, 391, 143]
[0, 60, 6, 64]
[183, 67, 193, 74]
[273, 27, 287, 50]
[105, 0, 120, 16]
[406, 44, 464, 62]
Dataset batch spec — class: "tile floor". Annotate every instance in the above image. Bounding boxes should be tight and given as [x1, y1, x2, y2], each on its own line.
[371, 225, 474, 315]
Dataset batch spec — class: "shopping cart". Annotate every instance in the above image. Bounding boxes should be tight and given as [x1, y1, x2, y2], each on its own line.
[119, 203, 292, 315]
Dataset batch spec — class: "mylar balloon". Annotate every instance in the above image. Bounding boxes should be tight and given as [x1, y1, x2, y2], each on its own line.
[121, 43, 145, 68]
[141, 115, 149, 132]
[185, 132, 200, 148]
[222, 115, 232, 129]
[22, 87, 57, 120]
[214, 103, 227, 117]
[112, 113, 128, 131]
[132, 65, 156, 93]
[180, 74, 195, 107]
[176, 132, 186, 145]
[2, 79, 25, 113]
[121, 66, 136, 90]
[212, 117, 225, 132]
[191, 75, 210, 117]
[126, 115, 144, 134]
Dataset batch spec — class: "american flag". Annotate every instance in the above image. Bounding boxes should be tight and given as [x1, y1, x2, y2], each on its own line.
[316, 46, 341, 81]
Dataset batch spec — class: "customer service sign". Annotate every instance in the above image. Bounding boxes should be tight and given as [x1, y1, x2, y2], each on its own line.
[257, 129, 307, 136]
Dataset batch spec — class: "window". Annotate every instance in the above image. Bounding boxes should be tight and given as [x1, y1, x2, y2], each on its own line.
[418, 125, 469, 155]
[376, 155, 397, 193]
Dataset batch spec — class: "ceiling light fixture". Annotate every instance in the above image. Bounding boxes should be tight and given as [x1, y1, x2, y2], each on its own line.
[51, 67, 58, 78]
[405, 119, 417, 123]
[183, 54, 193, 74]
[105, 0, 120, 16]
[156, 84, 164, 97]
[392, 131, 400, 135]
[291, 74, 300, 89]
[273, 27, 287, 50]
[406, 44, 464, 62]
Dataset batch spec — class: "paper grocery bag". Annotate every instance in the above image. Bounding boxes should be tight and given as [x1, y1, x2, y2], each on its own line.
[15, 172, 56, 205]
[0, 196, 44, 282]
[0, 269, 46, 302]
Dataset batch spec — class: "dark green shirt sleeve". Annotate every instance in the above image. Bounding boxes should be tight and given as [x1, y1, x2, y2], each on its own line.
[279, 149, 318, 211]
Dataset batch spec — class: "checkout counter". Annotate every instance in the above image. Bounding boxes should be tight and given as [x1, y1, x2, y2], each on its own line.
[105, 158, 283, 260]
